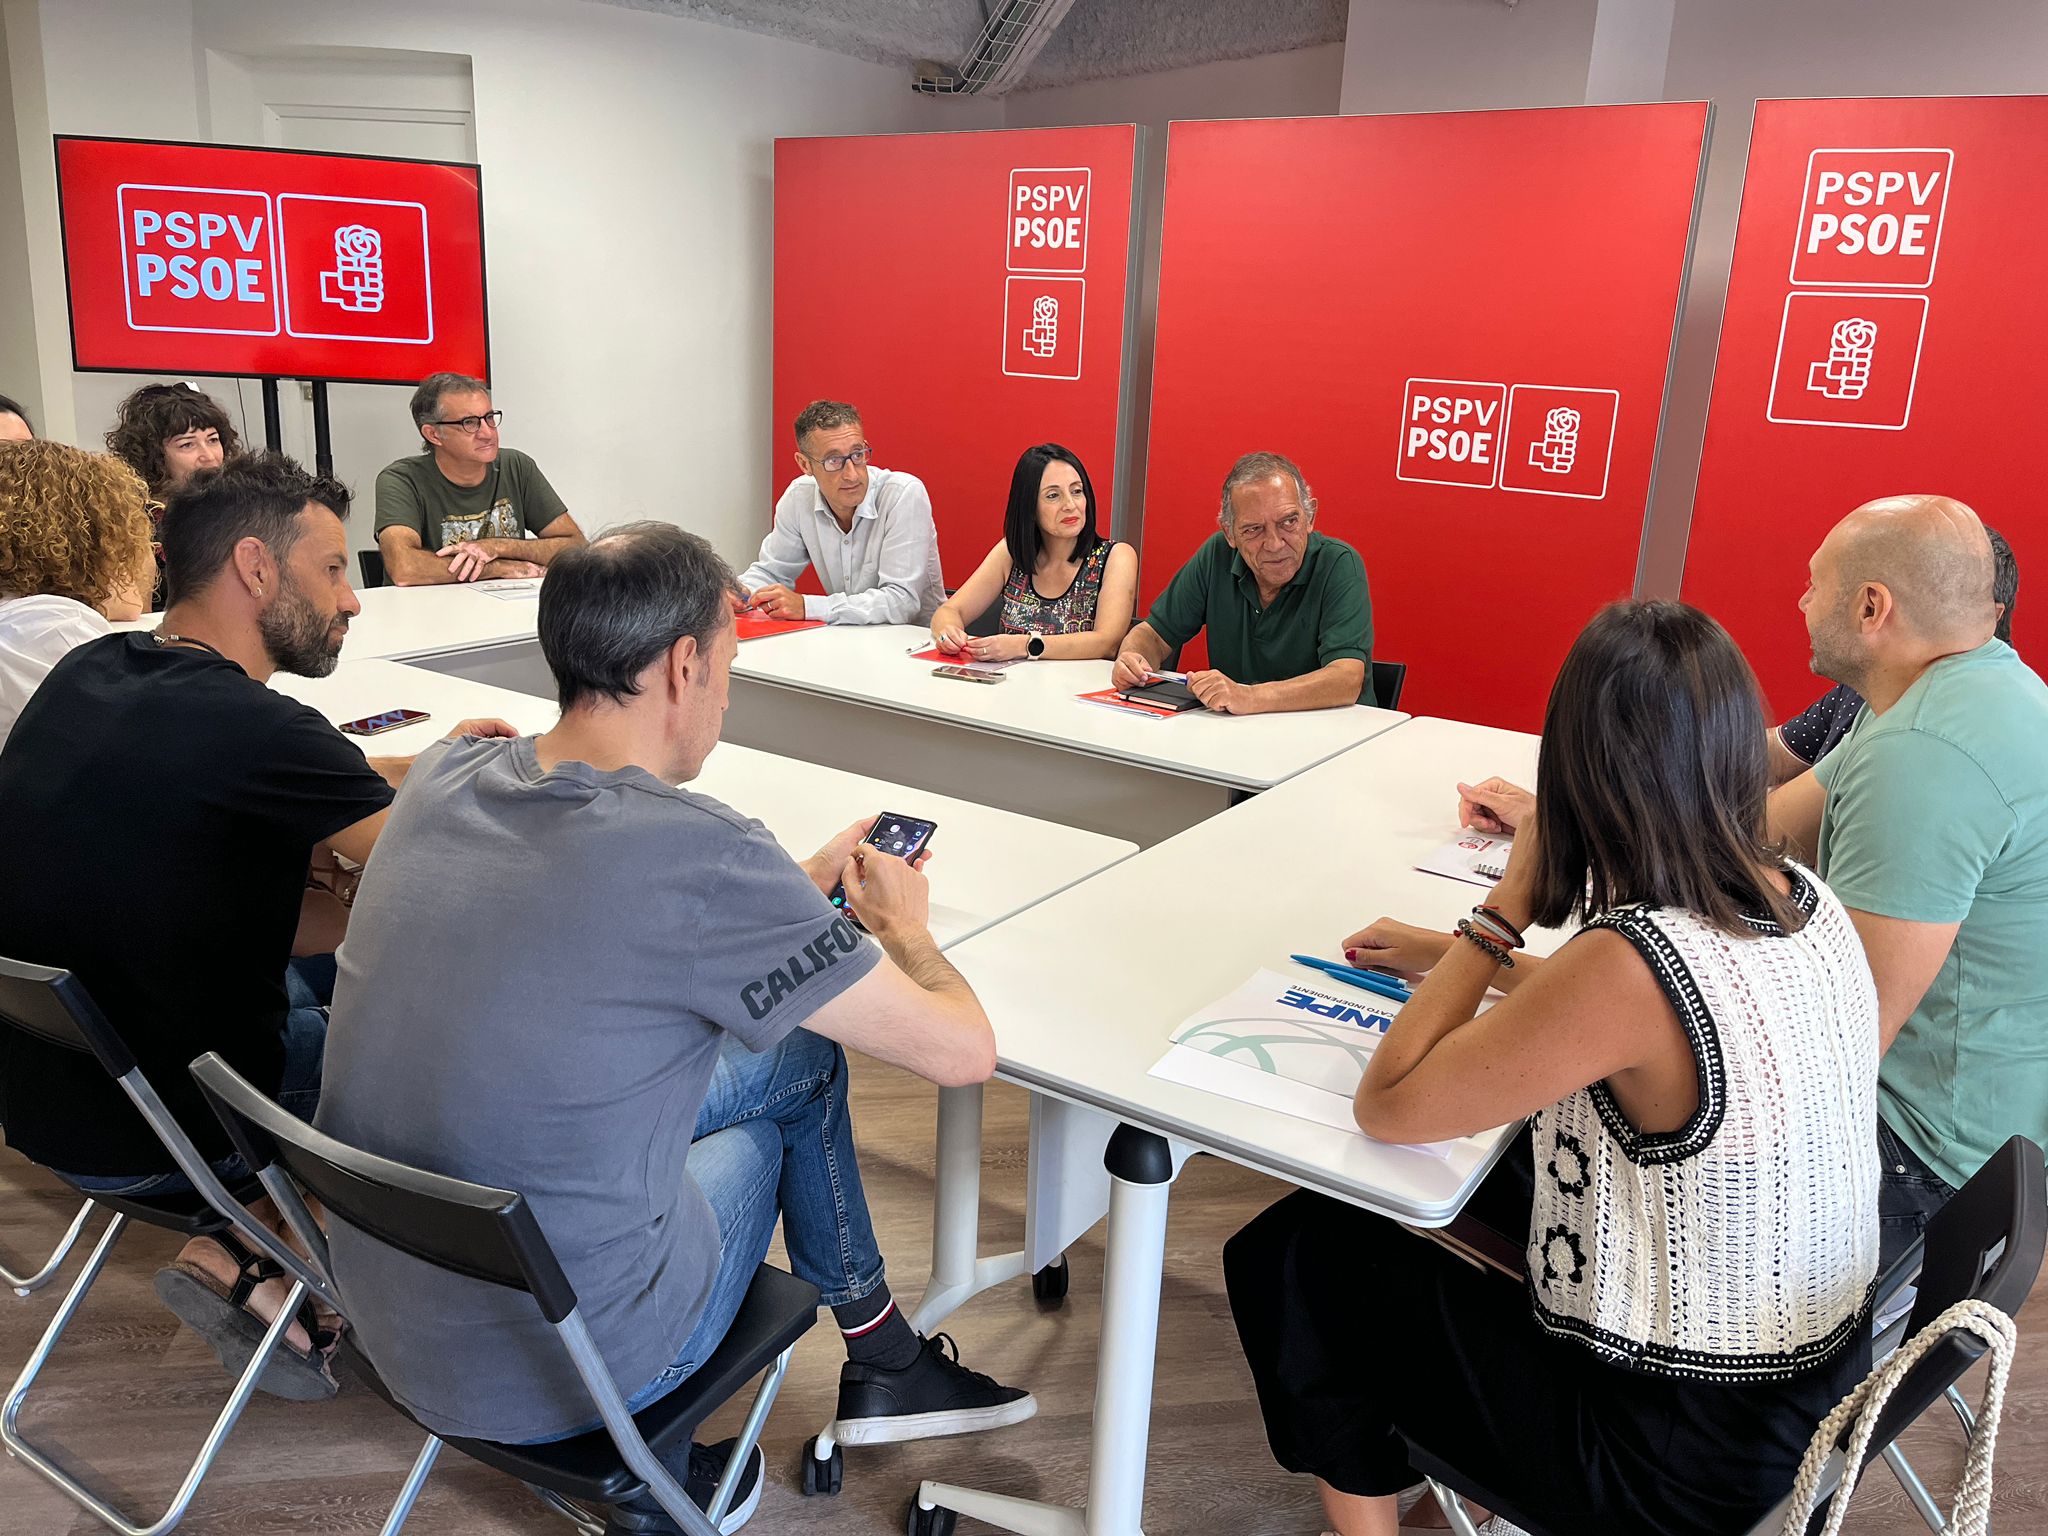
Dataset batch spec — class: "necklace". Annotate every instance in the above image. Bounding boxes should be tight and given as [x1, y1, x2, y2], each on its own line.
[152, 632, 226, 660]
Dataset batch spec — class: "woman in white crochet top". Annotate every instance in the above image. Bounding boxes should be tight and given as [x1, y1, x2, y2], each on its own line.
[1226, 601, 1880, 1536]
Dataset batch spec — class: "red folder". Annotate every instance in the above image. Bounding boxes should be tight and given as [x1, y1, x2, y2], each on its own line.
[735, 611, 826, 642]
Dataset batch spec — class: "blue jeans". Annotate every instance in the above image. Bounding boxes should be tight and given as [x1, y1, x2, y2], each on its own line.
[613, 1026, 887, 1420]
[54, 999, 328, 1199]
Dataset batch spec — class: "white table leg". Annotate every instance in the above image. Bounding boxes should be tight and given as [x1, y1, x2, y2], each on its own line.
[1081, 1125, 1176, 1536]
[916, 1123, 1182, 1536]
[908, 1082, 1032, 1333]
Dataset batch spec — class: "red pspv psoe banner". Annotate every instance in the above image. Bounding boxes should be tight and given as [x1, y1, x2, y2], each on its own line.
[55, 135, 488, 385]
[774, 127, 1138, 584]
[1681, 97, 2048, 718]
[1141, 106, 1710, 730]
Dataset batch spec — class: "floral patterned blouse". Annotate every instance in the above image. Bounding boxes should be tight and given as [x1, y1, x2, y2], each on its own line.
[999, 539, 1117, 636]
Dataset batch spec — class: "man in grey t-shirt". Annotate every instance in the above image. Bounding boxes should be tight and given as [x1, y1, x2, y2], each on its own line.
[316, 524, 1031, 1531]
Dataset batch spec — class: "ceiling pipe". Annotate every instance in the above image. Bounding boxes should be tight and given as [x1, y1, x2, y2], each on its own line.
[912, 0, 1079, 95]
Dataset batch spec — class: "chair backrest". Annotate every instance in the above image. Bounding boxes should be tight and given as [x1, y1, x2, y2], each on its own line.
[0, 958, 329, 1291]
[357, 548, 386, 588]
[1372, 659, 1407, 711]
[1858, 1134, 2045, 1467]
[0, 956, 135, 1080]
[189, 1052, 579, 1324]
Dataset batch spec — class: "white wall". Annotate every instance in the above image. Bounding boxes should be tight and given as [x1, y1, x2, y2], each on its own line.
[1004, 43, 1347, 545]
[1342, 0, 1599, 116]
[0, 2, 42, 428]
[6, 0, 994, 571]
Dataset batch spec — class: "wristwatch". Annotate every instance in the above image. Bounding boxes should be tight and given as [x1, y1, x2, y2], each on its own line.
[1027, 634, 1046, 659]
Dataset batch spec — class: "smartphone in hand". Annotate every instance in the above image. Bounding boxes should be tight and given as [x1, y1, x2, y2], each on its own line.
[828, 812, 939, 928]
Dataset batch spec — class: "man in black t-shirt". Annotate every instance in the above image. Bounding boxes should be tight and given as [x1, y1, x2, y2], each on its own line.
[0, 453, 511, 1398]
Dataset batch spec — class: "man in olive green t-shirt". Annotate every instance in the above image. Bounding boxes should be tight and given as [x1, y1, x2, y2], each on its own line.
[1771, 494, 2048, 1270]
[1111, 451, 1373, 712]
[373, 372, 586, 586]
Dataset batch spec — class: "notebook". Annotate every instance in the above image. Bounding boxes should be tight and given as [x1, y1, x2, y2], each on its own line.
[1117, 677, 1205, 713]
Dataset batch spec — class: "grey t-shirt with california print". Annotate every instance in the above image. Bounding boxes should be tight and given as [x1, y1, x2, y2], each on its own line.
[314, 734, 878, 1443]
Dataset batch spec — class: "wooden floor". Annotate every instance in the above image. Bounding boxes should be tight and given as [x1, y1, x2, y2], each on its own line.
[2, 1064, 2042, 1535]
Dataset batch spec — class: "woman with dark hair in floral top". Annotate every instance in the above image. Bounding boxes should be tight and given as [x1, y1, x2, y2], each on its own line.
[931, 442, 1137, 663]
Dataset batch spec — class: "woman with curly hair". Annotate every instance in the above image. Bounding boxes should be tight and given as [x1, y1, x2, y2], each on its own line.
[104, 382, 243, 609]
[0, 439, 155, 751]
[103, 381, 240, 499]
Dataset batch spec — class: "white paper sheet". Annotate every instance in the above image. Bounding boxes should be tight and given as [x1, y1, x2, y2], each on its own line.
[473, 578, 543, 601]
[1148, 967, 1453, 1156]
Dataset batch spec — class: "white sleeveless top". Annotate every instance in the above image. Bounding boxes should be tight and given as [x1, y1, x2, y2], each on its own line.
[1526, 864, 1880, 1380]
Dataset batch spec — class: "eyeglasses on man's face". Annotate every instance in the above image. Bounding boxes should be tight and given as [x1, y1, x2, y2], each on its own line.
[434, 410, 505, 434]
[809, 445, 872, 474]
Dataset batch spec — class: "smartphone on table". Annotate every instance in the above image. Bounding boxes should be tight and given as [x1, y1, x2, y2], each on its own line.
[337, 708, 431, 737]
[829, 812, 939, 929]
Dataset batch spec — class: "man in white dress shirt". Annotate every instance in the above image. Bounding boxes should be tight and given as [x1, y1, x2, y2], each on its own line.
[741, 400, 946, 625]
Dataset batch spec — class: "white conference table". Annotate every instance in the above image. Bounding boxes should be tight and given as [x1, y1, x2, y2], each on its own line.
[161, 587, 1409, 846]
[725, 623, 1410, 846]
[273, 659, 1137, 955]
[334, 580, 548, 692]
[911, 716, 1552, 1536]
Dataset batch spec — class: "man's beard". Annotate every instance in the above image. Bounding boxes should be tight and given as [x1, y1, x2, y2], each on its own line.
[259, 577, 344, 678]
[1807, 601, 1865, 692]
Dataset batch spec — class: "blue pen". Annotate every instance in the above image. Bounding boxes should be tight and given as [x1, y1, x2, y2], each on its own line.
[1288, 954, 1414, 1004]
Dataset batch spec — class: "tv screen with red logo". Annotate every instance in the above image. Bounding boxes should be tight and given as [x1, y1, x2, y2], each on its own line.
[54, 135, 488, 385]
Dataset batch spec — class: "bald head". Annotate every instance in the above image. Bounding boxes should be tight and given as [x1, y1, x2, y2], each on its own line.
[1823, 495, 1997, 645]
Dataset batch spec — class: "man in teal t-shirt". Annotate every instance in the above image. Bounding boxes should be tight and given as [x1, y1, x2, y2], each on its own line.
[1112, 451, 1373, 712]
[1772, 494, 2048, 1269]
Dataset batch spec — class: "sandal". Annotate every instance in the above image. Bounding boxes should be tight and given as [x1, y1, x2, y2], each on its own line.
[153, 1230, 339, 1402]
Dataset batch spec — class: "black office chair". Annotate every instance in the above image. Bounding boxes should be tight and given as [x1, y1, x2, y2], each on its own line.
[1406, 1134, 2046, 1536]
[1371, 659, 1407, 711]
[357, 548, 386, 588]
[189, 1052, 820, 1536]
[0, 956, 324, 1536]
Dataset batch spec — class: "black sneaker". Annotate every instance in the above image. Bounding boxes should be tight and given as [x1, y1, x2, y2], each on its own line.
[833, 1331, 1037, 1446]
[601, 1437, 763, 1535]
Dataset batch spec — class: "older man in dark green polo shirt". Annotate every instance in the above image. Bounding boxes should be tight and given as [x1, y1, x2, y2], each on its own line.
[1112, 451, 1373, 712]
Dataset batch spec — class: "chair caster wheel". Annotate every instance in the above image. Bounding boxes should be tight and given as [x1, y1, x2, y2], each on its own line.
[799, 1437, 842, 1496]
[906, 1496, 958, 1536]
[1032, 1255, 1070, 1306]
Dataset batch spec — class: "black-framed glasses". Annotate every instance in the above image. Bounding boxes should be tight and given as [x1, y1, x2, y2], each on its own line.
[810, 445, 872, 473]
[433, 410, 504, 434]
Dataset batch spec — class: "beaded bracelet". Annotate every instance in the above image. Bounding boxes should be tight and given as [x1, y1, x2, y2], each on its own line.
[1454, 917, 1516, 968]
[1473, 903, 1526, 946]
[1467, 907, 1525, 951]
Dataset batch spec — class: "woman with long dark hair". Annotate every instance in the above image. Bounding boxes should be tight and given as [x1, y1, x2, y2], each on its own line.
[1227, 600, 1880, 1536]
[930, 442, 1137, 662]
